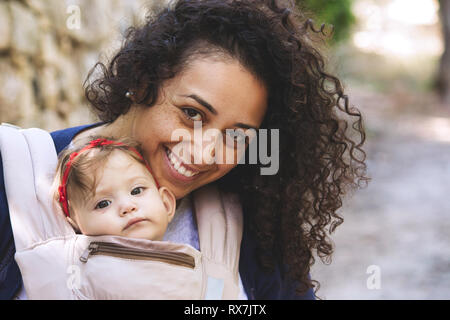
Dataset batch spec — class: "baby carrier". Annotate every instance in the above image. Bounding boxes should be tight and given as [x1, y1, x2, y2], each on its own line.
[0, 124, 243, 300]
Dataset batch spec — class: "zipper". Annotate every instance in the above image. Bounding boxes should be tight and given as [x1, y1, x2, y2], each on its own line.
[79, 242, 195, 269]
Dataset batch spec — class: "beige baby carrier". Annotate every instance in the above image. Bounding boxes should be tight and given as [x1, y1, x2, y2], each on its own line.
[0, 124, 243, 300]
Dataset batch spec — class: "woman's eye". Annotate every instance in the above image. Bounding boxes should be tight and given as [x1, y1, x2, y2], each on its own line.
[131, 187, 144, 195]
[225, 131, 247, 146]
[234, 134, 246, 143]
[182, 108, 203, 121]
[95, 200, 111, 210]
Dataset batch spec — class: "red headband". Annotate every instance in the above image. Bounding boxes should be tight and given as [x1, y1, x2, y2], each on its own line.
[58, 138, 158, 217]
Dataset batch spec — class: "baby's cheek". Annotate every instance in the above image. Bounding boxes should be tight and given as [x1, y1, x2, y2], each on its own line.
[84, 215, 120, 236]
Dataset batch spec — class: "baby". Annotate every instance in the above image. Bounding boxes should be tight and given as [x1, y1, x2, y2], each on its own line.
[2, 128, 240, 299]
[54, 137, 176, 241]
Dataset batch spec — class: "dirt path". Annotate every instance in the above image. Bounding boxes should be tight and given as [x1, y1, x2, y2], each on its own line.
[310, 90, 450, 299]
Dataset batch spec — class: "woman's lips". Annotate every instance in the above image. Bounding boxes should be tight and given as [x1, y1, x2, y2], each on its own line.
[123, 218, 148, 231]
[163, 146, 205, 183]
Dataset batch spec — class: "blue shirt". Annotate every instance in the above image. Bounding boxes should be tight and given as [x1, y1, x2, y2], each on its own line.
[0, 124, 315, 300]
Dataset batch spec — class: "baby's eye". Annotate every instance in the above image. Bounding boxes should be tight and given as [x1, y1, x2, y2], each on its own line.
[182, 108, 203, 122]
[95, 200, 111, 210]
[131, 187, 144, 196]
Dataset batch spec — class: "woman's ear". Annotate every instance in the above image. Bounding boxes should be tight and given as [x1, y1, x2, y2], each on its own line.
[127, 83, 149, 104]
[159, 187, 176, 222]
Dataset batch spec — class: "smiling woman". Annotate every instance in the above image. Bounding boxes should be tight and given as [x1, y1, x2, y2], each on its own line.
[79, 0, 368, 298]
[0, 0, 368, 300]
[78, 58, 267, 198]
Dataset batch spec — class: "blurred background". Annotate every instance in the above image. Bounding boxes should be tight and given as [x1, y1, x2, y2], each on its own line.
[301, 0, 450, 299]
[0, 0, 449, 299]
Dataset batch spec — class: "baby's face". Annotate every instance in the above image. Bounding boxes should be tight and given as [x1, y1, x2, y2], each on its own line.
[71, 150, 175, 240]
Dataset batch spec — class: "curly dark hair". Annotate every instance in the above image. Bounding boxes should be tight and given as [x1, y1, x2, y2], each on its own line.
[84, 0, 369, 297]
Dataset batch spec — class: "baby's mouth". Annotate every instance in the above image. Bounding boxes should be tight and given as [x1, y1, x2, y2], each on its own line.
[123, 218, 148, 231]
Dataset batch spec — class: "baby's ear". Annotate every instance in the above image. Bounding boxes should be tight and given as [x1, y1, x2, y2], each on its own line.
[159, 187, 176, 222]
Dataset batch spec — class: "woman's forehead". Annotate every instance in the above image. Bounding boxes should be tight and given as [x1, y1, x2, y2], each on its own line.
[167, 58, 268, 126]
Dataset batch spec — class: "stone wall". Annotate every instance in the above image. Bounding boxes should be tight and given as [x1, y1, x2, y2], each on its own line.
[0, 0, 166, 131]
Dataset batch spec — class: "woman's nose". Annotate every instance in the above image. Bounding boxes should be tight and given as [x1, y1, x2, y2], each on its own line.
[191, 129, 221, 165]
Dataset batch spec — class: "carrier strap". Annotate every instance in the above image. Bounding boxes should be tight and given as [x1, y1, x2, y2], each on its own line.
[193, 184, 243, 299]
[0, 125, 74, 251]
[0, 124, 244, 300]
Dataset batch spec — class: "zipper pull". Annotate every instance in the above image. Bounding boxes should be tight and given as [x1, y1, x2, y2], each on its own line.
[79, 243, 99, 263]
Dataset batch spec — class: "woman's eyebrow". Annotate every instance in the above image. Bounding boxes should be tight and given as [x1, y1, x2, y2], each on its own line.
[234, 123, 258, 131]
[181, 94, 218, 115]
[180, 94, 259, 130]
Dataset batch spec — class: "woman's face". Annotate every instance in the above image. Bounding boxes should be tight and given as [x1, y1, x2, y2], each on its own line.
[132, 58, 268, 199]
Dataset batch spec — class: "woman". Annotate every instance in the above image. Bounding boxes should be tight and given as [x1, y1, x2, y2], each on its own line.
[0, 0, 368, 299]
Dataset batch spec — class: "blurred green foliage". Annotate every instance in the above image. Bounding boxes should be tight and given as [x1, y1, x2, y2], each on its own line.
[296, 0, 356, 44]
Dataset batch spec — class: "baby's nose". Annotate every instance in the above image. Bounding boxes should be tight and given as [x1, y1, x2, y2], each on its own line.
[120, 201, 137, 216]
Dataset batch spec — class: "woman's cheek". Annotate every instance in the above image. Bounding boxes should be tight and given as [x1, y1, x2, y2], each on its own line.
[217, 164, 236, 179]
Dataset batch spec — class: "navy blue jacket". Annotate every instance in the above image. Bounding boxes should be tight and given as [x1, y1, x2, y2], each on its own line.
[0, 124, 315, 300]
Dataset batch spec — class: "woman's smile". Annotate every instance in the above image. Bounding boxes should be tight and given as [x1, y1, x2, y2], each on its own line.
[163, 146, 205, 182]
[130, 58, 267, 199]
[77, 58, 268, 199]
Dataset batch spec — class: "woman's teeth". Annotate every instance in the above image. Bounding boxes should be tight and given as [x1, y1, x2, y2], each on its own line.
[166, 148, 198, 178]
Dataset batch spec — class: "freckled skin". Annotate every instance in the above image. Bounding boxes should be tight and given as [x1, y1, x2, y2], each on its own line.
[74, 58, 268, 199]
